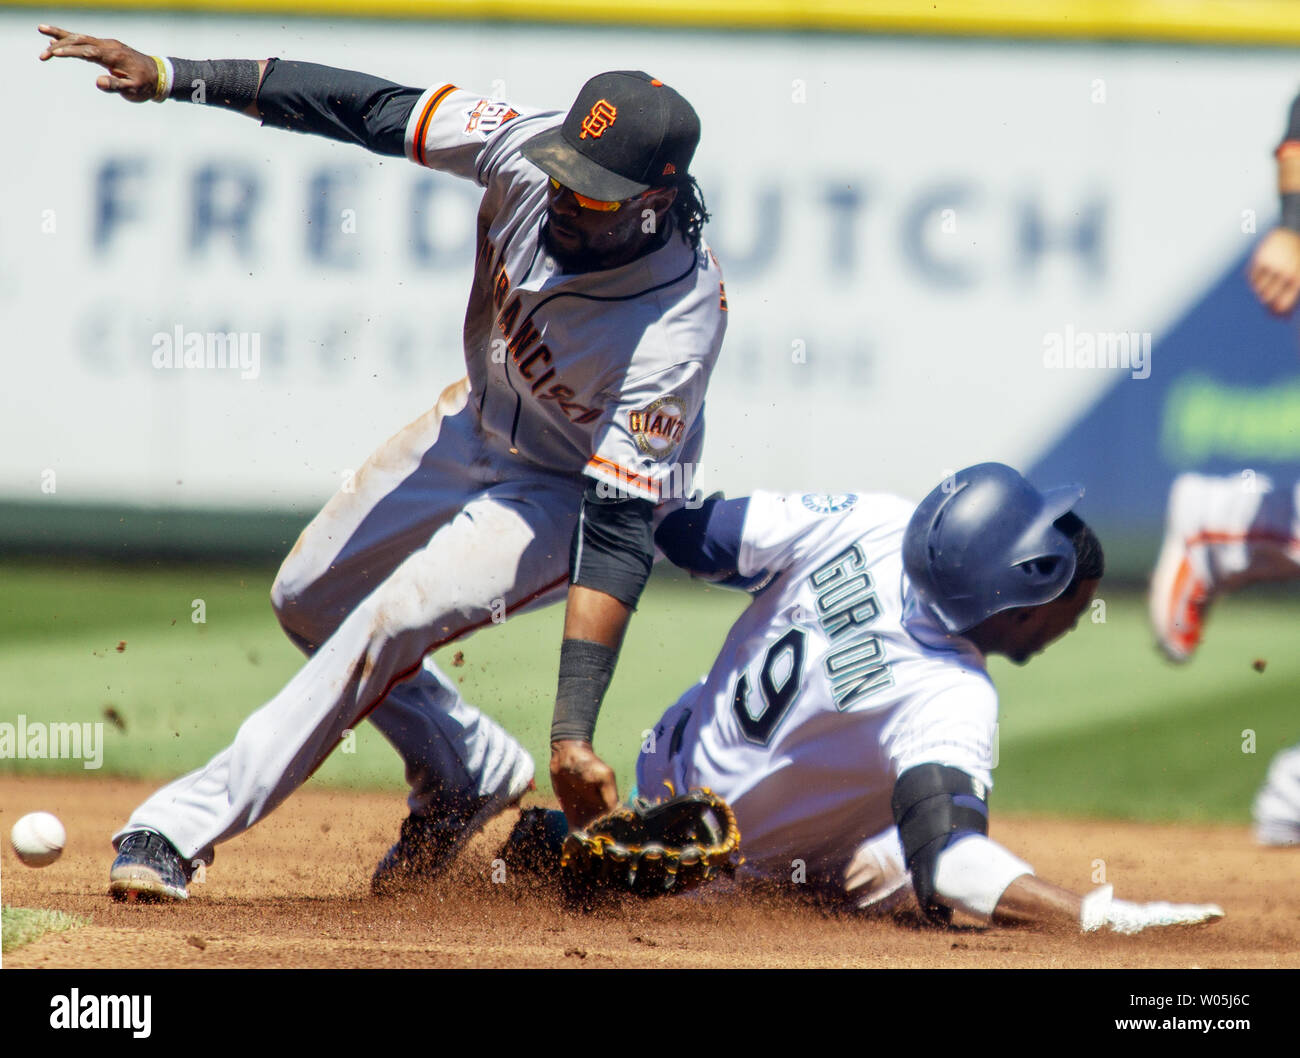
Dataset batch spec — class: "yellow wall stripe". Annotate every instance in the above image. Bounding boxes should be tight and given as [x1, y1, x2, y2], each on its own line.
[13, 0, 1300, 45]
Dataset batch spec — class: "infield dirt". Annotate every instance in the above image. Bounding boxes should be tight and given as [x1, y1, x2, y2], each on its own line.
[2, 775, 1296, 969]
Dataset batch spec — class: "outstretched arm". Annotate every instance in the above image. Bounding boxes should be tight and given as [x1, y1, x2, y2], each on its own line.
[40, 25, 268, 115]
[38, 25, 419, 157]
[892, 764, 1223, 934]
[990, 874, 1082, 928]
[992, 871, 1226, 935]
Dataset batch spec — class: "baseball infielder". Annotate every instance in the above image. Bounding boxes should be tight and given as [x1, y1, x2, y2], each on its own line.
[630, 465, 1224, 931]
[39, 26, 727, 900]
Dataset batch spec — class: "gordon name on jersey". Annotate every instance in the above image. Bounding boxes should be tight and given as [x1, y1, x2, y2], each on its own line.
[641, 490, 999, 876]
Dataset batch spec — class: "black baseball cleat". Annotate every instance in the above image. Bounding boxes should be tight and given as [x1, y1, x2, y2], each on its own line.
[371, 778, 536, 897]
[498, 807, 569, 877]
[109, 830, 192, 902]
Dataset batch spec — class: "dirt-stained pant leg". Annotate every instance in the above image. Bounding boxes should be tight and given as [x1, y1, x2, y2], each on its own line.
[115, 381, 582, 861]
[270, 380, 482, 651]
[268, 378, 572, 814]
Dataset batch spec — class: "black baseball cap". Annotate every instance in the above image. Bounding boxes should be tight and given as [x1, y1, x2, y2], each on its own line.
[521, 71, 700, 202]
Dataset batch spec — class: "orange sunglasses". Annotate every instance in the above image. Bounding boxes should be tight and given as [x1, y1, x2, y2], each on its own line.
[549, 176, 645, 212]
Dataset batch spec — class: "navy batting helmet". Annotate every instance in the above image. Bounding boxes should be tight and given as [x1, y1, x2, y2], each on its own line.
[903, 463, 1085, 634]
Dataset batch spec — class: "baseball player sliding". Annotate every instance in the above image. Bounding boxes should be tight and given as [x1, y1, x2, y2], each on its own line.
[39, 25, 727, 900]
[625, 465, 1223, 931]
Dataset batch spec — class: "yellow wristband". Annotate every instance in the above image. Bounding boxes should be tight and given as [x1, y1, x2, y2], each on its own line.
[151, 55, 168, 102]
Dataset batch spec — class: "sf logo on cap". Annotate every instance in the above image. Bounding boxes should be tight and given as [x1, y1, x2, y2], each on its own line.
[580, 99, 618, 139]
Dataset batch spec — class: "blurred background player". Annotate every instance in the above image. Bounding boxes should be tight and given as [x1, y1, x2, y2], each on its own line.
[1247, 90, 1300, 316]
[538, 464, 1223, 932]
[1150, 89, 1300, 848]
[1150, 473, 1300, 846]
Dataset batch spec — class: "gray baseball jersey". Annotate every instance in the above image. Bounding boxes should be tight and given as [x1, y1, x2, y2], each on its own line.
[406, 85, 728, 501]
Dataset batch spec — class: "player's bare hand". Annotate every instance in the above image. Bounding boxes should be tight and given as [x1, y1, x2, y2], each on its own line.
[550, 740, 618, 828]
[1248, 228, 1300, 317]
[38, 24, 158, 103]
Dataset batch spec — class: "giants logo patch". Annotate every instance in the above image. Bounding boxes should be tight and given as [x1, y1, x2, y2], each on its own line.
[464, 99, 520, 138]
[580, 99, 617, 139]
[628, 394, 688, 458]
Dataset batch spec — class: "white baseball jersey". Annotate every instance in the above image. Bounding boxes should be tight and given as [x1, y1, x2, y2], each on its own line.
[405, 86, 728, 501]
[637, 490, 1000, 895]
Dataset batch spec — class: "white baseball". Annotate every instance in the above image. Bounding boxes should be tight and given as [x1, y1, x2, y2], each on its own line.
[10, 811, 66, 868]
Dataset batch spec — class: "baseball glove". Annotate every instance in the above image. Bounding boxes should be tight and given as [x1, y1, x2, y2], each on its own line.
[561, 788, 742, 897]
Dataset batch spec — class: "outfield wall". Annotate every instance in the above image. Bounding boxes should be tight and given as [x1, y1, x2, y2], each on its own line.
[10, 0, 1300, 42]
[3, 11, 1298, 567]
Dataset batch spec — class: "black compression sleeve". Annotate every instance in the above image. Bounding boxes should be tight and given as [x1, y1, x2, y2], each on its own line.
[255, 58, 421, 156]
[569, 485, 655, 609]
[551, 639, 617, 744]
[168, 58, 261, 111]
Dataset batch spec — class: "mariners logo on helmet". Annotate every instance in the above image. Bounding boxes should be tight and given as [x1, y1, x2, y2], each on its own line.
[801, 493, 858, 514]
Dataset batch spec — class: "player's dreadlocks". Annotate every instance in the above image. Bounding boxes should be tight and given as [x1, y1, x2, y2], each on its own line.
[671, 176, 711, 250]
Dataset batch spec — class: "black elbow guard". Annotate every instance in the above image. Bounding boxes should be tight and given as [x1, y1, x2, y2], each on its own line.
[569, 486, 655, 609]
[891, 764, 990, 925]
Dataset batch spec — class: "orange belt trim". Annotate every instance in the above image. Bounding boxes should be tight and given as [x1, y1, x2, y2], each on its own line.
[586, 454, 660, 499]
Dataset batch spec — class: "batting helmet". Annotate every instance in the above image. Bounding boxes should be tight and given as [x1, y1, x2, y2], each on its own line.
[903, 463, 1085, 634]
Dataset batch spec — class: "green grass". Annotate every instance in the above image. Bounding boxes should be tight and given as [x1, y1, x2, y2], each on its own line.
[0, 560, 746, 794]
[1, 560, 1296, 822]
[2, 907, 90, 953]
[988, 589, 1300, 821]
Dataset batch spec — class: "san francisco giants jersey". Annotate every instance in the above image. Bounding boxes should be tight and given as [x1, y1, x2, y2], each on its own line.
[637, 490, 1000, 883]
[403, 86, 727, 502]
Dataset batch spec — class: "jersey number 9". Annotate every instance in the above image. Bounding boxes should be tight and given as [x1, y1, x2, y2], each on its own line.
[733, 628, 806, 745]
